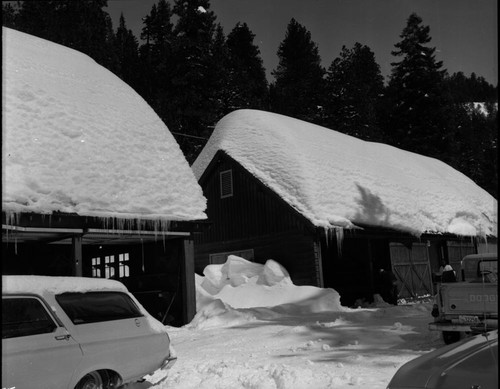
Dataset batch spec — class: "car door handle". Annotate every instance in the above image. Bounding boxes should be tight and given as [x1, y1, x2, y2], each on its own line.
[55, 334, 71, 341]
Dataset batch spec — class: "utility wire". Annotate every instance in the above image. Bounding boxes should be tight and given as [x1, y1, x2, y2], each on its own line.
[171, 132, 209, 140]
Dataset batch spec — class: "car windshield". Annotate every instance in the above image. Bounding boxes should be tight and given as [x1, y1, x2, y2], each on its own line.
[56, 291, 143, 325]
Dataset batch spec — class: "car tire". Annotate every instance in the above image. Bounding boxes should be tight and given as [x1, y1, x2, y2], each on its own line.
[442, 331, 461, 344]
[75, 371, 104, 389]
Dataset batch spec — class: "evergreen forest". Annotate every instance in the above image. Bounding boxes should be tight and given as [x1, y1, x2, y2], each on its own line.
[3, 0, 498, 198]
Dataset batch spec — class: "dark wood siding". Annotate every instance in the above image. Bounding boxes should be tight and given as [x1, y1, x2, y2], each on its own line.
[195, 230, 317, 286]
[194, 153, 318, 285]
[197, 155, 312, 242]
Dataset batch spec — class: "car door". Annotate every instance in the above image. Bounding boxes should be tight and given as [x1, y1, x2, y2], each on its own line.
[2, 295, 83, 389]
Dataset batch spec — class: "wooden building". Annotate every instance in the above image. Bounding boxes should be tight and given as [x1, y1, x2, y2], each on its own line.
[2, 27, 207, 325]
[192, 110, 497, 306]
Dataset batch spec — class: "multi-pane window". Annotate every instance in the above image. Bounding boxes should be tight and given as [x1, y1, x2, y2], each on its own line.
[105, 255, 115, 279]
[118, 253, 130, 278]
[91, 252, 129, 279]
[91, 257, 101, 278]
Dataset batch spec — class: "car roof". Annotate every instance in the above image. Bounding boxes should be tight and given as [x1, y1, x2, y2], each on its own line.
[2, 275, 128, 296]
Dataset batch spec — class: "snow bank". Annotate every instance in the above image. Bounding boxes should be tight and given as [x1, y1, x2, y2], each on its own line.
[189, 256, 350, 329]
[2, 27, 206, 222]
[192, 109, 496, 237]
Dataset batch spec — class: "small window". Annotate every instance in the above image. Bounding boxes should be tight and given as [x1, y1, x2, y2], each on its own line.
[2, 297, 57, 339]
[209, 249, 254, 264]
[92, 257, 101, 278]
[220, 169, 233, 198]
[118, 253, 130, 278]
[56, 292, 143, 325]
[105, 255, 115, 278]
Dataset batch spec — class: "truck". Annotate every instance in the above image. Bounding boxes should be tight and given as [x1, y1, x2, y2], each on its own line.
[429, 252, 497, 344]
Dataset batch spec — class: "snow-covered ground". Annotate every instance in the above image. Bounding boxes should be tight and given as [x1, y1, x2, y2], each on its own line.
[130, 256, 442, 389]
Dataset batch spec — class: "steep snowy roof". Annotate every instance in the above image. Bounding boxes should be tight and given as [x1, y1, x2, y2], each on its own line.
[192, 109, 497, 237]
[2, 27, 206, 222]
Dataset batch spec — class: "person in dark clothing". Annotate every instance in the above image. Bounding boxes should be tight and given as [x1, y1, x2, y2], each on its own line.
[376, 268, 399, 305]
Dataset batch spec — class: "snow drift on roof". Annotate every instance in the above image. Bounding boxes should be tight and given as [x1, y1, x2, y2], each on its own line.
[192, 109, 497, 237]
[2, 27, 206, 222]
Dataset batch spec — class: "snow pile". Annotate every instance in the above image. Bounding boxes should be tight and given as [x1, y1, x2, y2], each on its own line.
[140, 257, 439, 389]
[2, 27, 206, 221]
[189, 256, 349, 329]
[192, 109, 496, 237]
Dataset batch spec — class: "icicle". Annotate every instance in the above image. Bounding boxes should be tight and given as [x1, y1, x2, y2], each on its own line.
[322, 226, 344, 256]
[335, 227, 344, 256]
[141, 238, 145, 273]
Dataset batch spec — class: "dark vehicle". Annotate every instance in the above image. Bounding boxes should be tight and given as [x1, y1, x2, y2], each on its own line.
[387, 330, 498, 389]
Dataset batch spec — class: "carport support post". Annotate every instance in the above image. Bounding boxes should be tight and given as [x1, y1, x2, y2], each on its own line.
[182, 238, 196, 324]
[72, 235, 83, 276]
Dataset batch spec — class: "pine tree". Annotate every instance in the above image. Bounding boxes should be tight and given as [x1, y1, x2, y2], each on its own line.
[138, 0, 175, 113]
[452, 103, 498, 197]
[224, 22, 268, 112]
[444, 71, 498, 103]
[324, 43, 384, 140]
[384, 13, 453, 160]
[2, 1, 19, 28]
[271, 18, 325, 123]
[114, 14, 141, 92]
[170, 0, 221, 163]
[13, 0, 119, 73]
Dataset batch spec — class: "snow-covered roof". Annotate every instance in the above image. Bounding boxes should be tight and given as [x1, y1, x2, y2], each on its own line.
[192, 109, 497, 238]
[2, 27, 206, 222]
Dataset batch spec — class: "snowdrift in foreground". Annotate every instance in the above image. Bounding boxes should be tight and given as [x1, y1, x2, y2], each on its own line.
[143, 256, 438, 389]
[189, 256, 350, 329]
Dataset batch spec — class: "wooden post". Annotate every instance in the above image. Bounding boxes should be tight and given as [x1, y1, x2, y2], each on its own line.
[72, 235, 83, 276]
[182, 238, 196, 324]
[313, 239, 324, 288]
[367, 240, 375, 300]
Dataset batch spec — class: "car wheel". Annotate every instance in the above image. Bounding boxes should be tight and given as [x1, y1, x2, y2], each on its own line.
[75, 371, 104, 389]
[442, 331, 461, 344]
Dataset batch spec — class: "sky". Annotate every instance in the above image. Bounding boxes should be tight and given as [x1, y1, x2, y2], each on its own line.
[105, 0, 498, 85]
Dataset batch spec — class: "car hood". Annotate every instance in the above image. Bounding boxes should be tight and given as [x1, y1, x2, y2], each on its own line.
[388, 331, 498, 389]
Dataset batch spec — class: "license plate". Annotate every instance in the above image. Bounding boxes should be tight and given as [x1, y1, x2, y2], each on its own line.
[459, 315, 480, 324]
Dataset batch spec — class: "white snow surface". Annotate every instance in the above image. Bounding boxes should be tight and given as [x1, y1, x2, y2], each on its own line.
[192, 109, 497, 237]
[126, 256, 444, 389]
[2, 275, 128, 295]
[2, 27, 206, 221]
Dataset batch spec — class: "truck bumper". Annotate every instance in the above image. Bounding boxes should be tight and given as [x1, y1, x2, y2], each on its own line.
[428, 322, 472, 332]
[429, 321, 497, 333]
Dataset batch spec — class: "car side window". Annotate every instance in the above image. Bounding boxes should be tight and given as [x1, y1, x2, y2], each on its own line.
[56, 292, 143, 325]
[2, 297, 57, 339]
